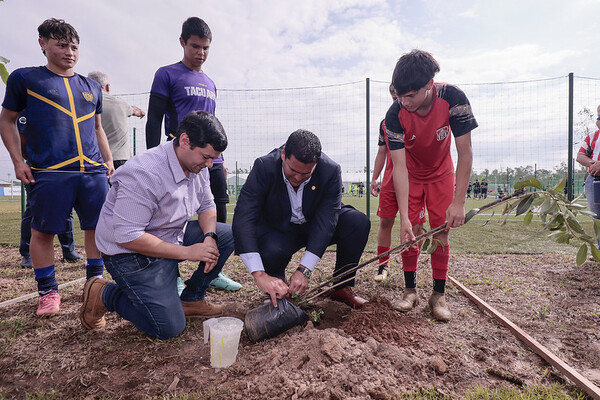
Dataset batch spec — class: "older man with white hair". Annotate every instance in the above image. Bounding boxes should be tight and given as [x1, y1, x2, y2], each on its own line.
[88, 71, 145, 169]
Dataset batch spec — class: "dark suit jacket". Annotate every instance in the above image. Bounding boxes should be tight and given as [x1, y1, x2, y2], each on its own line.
[232, 147, 342, 258]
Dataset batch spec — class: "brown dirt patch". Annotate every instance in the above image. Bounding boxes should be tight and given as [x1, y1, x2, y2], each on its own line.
[0, 247, 598, 399]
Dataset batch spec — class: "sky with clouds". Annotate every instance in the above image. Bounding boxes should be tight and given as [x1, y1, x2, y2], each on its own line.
[1, 0, 599, 181]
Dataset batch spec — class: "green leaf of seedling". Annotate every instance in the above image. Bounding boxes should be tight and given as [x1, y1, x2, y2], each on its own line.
[523, 211, 533, 224]
[513, 180, 528, 190]
[591, 245, 600, 262]
[516, 194, 535, 216]
[426, 240, 438, 254]
[550, 175, 567, 195]
[0, 63, 8, 85]
[576, 243, 588, 266]
[514, 177, 542, 190]
[421, 238, 430, 251]
[538, 196, 554, 214]
[565, 209, 577, 221]
[531, 197, 545, 208]
[566, 216, 586, 235]
[529, 177, 543, 190]
[555, 232, 571, 244]
[594, 220, 600, 240]
[567, 202, 586, 210]
[572, 193, 585, 203]
[579, 210, 598, 218]
[543, 214, 562, 230]
[465, 208, 479, 223]
[578, 234, 595, 245]
[547, 230, 563, 238]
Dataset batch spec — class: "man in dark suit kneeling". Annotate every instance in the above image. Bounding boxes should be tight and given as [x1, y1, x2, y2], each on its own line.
[232, 129, 370, 309]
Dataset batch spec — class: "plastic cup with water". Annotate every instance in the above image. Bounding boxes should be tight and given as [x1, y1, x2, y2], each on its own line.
[210, 317, 244, 368]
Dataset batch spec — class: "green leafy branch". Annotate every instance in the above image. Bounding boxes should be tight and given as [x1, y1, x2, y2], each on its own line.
[299, 176, 599, 305]
[422, 175, 600, 266]
[507, 176, 600, 265]
[0, 55, 8, 84]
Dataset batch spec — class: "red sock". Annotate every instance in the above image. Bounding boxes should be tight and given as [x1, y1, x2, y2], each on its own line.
[431, 244, 450, 280]
[377, 246, 391, 266]
[401, 245, 420, 272]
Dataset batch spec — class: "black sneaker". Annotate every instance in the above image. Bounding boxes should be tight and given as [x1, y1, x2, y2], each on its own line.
[21, 255, 33, 268]
[63, 250, 84, 262]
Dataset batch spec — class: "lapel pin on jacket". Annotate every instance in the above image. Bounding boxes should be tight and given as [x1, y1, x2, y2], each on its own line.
[311, 186, 316, 191]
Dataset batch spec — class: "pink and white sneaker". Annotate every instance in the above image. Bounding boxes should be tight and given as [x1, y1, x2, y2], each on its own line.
[36, 291, 61, 316]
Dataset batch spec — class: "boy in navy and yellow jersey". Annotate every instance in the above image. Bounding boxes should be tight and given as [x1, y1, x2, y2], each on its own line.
[385, 50, 478, 321]
[0, 18, 114, 316]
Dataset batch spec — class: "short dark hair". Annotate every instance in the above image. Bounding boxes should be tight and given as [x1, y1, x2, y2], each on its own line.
[284, 129, 321, 164]
[392, 49, 440, 95]
[181, 17, 212, 43]
[38, 18, 79, 44]
[173, 111, 227, 152]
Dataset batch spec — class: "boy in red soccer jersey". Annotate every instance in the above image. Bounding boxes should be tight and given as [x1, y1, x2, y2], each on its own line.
[385, 50, 478, 321]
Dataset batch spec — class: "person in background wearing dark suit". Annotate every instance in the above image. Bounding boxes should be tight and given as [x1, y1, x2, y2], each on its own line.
[232, 130, 371, 309]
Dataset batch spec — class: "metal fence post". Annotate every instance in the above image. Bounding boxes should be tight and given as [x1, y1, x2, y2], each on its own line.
[365, 78, 371, 218]
[567, 73, 574, 201]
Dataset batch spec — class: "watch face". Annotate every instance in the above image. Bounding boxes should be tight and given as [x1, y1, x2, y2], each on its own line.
[204, 232, 218, 241]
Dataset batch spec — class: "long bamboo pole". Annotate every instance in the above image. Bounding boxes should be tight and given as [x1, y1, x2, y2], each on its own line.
[300, 191, 525, 305]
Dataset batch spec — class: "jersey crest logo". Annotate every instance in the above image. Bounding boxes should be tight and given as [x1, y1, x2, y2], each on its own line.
[436, 126, 449, 141]
[82, 92, 94, 102]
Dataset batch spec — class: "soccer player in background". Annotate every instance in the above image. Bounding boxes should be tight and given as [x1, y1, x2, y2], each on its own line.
[370, 84, 401, 282]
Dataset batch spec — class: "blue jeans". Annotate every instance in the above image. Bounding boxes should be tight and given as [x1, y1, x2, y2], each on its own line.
[584, 175, 600, 249]
[102, 222, 234, 339]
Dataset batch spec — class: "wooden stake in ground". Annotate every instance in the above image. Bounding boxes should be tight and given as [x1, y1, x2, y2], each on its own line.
[449, 275, 600, 400]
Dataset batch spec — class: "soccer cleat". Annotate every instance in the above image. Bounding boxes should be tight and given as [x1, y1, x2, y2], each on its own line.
[374, 267, 388, 282]
[393, 288, 418, 312]
[209, 272, 242, 291]
[176, 276, 185, 297]
[428, 291, 452, 322]
[36, 291, 61, 316]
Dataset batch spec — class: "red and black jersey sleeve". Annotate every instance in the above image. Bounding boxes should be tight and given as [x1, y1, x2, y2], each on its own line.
[435, 83, 478, 137]
[377, 119, 386, 147]
[384, 101, 404, 151]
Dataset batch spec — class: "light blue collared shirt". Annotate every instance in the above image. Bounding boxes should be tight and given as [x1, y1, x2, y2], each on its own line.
[95, 141, 215, 255]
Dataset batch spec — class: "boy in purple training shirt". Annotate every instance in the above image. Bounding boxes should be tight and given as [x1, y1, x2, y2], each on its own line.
[145, 17, 216, 148]
[145, 17, 240, 291]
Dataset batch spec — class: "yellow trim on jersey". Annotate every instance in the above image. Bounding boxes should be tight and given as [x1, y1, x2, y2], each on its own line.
[26, 78, 101, 172]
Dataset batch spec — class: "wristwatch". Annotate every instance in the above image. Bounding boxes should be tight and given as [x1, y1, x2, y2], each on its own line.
[296, 266, 311, 279]
[203, 231, 218, 242]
